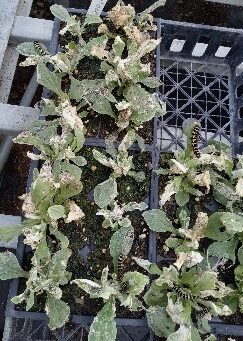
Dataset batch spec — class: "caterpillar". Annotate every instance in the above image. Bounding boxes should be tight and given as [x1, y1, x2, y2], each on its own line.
[120, 281, 129, 293]
[196, 307, 210, 318]
[172, 285, 194, 300]
[33, 41, 48, 56]
[191, 124, 201, 158]
[117, 255, 126, 280]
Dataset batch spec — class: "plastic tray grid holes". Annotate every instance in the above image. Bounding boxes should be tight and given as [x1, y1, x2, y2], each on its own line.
[158, 59, 230, 150]
[3, 318, 150, 341]
[156, 19, 243, 156]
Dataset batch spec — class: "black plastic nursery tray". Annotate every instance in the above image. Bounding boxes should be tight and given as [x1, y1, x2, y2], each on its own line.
[5, 9, 243, 341]
[156, 19, 243, 157]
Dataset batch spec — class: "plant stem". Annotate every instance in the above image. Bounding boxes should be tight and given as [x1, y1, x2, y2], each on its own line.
[140, 0, 167, 16]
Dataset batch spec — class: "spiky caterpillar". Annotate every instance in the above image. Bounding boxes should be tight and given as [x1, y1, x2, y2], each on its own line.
[117, 255, 126, 280]
[196, 306, 210, 318]
[120, 281, 129, 293]
[172, 285, 194, 300]
[117, 255, 129, 293]
[191, 124, 201, 158]
[182, 118, 201, 158]
[33, 41, 48, 56]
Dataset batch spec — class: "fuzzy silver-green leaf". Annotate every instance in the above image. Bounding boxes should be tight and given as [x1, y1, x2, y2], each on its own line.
[45, 294, 70, 330]
[94, 178, 118, 208]
[0, 252, 27, 280]
[0, 225, 22, 243]
[88, 298, 117, 341]
[143, 209, 175, 233]
[146, 306, 176, 337]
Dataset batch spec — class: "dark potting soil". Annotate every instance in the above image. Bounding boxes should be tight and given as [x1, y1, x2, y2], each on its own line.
[0, 0, 50, 216]
[31, 0, 54, 20]
[0, 55, 41, 217]
[17, 147, 152, 318]
[0, 144, 31, 216]
[68, 0, 231, 28]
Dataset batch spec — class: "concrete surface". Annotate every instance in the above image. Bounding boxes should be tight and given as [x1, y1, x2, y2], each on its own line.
[10, 16, 54, 44]
[0, 0, 20, 69]
[0, 215, 21, 249]
[0, 104, 38, 135]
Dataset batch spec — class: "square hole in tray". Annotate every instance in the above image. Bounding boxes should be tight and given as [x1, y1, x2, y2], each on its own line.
[157, 58, 231, 151]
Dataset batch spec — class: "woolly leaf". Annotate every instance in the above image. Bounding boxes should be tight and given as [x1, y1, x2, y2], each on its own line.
[0, 252, 27, 280]
[110, 224, 134, 268]
[79, 79, 116, 117]
[212, 177, 235, 206]
[70, 156, 87, 166]
[50, 4, 70, 21]
[140, 77, 162, 88]
[143, 209, 175, 233]
[125, 84, 165, 124]
[89, 298, 117, 341]
[167, 325, 191, 341]
[205, 212, 233, 241]
[84, 14, 103, 26]
[94, 178, 118, 208]
[221, 212, 243, 233]
[124, 202, 148, 212]
[146, 306, 176, 337]
[0, 225, 22, 243]
[37, 63, 63, 97]
[92, 149, 111, 167]
[112, 36, 126, 57]
[133, 257, 162, 275]
[123, 271, 149, 295]
[207, 238, 238, 262]
[72, 279, 102, 296]
[238, 245, 243, 265]
[175, 191, 189, 207]
[48, 205, 65, 220]
[92, 97, 115, 117]
[17, 42, 38, 56]
[194, 271, 217, 292]
[45, 294, 70, 330]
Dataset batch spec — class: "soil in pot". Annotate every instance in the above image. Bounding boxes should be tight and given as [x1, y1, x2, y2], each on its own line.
[0, 143, 31, 216]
